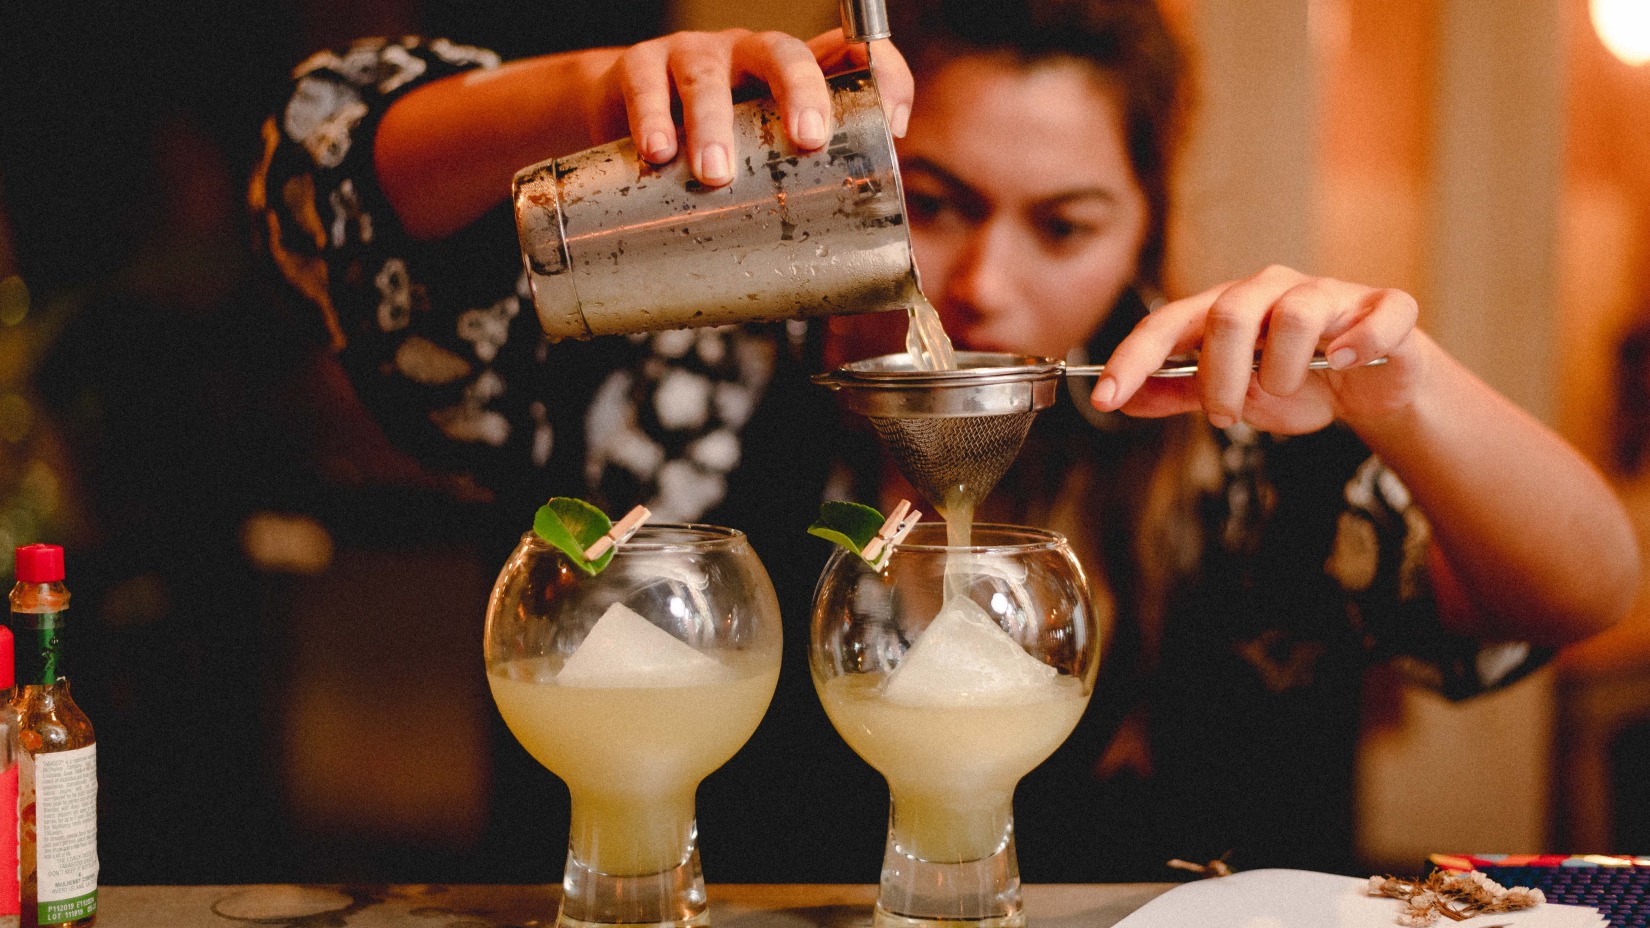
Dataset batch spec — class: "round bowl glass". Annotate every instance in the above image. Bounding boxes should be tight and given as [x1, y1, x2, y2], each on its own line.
[810, 523, 1099, 928]
[485, 524, 782, 928]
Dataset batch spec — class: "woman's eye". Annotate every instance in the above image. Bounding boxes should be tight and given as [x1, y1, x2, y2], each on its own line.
[905, 190, 947, 222]
[1037, 216, 1100, 247]
[903, 182, 986, 228]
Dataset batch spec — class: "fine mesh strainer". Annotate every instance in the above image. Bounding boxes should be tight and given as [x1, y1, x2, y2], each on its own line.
[812, 352, 1063, 515]
[815, 349, 1389, 515]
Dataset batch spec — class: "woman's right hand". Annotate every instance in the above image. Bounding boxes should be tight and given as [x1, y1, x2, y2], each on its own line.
[590, 28, 913, 186]
[378, 29, 911, 240]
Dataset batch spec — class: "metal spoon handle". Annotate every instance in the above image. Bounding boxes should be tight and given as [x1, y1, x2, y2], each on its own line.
[1063, 353, 1388, 379]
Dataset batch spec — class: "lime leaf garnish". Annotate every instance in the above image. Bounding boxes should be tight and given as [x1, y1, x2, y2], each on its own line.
[533, 497, 615, 575]
[807, 501, 888, 557]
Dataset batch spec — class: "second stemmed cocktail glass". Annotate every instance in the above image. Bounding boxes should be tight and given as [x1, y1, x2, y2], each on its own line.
[811, 523, 1099, 928]
[484, 524, 782, 928]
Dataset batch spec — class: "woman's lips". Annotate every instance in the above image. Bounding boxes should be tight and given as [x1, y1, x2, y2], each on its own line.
[929, 305, 1034, 356]
[946, 324, 1012, 355]
[935, 309, 988, 349]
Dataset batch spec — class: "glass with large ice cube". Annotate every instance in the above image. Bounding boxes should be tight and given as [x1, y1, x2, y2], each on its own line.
[485, 525, 782, 928]
[810, 523, 1098, 928]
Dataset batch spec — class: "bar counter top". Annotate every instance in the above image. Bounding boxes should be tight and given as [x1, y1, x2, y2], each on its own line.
[96, 882, 1176, 926]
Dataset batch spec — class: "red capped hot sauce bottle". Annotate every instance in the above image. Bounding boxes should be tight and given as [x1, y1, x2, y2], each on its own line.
[8, 545, 96, 928]
[0, 623, 20, 928]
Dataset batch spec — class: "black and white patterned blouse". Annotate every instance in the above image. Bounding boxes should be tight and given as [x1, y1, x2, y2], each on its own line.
[251, 35, 787, 524]
[250, 36, 1550, 882]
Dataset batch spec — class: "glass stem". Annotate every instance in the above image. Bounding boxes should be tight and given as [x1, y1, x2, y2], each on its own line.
[877, 788, 1023, 926]
[568, 787, 698, 876]
[889, 787, 1014, 863]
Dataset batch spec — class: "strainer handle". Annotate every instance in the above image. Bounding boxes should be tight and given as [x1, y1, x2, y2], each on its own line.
[1063, 353, 1388, 379]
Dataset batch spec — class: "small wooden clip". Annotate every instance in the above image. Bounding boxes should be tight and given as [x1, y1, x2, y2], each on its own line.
[860, 499, 921, 564]
[583, 505, 651, 560]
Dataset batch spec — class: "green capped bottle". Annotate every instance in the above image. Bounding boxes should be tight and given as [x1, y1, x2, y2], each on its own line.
[8, 545, 96, 928]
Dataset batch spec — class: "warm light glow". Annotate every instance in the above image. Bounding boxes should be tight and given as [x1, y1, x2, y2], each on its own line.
[1591, 0, 1650, 66]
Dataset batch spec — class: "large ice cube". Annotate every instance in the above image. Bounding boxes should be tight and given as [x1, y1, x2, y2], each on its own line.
[557, 601, 733, 687]
[882, 597, 1056, 706]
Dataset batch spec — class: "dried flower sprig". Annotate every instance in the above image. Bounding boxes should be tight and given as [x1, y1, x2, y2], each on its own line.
[1167, 854, 1234, 878]
[1368, 869, 1545, 926]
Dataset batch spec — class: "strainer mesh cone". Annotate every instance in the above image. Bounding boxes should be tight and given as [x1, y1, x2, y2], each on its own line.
[815, 351, 1063, 515]
[867, 410, 1039, 515]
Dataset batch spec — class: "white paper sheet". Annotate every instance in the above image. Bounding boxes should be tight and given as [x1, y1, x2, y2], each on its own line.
[1111, 869, 1606, 928]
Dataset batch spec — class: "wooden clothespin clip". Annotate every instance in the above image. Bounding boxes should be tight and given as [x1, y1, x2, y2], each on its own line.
[583, 505, 651, 560]
[860, 499, 921, 565]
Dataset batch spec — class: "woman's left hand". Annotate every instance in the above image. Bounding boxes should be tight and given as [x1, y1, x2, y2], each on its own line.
[1090, 265, 1422, 433]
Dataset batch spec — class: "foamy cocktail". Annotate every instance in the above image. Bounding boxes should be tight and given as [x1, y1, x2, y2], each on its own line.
[485, 525, 781, 928]
[811, 524, 1099, 928]
[490, 631, 778, 876]
[819, 659, 1088, 863]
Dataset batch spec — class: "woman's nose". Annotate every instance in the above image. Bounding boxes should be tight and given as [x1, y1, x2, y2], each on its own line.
[942, 219, 1022, 316]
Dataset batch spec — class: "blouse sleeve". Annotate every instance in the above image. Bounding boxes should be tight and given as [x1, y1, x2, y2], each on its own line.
[249, 36, 572, 492]
[1326, 449, 1553, 700]
[248, 37, 785, 521]
[250, 37, 502, 353]
[1201, 423, 1550, 703]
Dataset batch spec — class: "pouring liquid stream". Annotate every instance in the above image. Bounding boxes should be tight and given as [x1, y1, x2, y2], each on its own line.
[902, 293, 973, 550]
[904, 292, 957, 374]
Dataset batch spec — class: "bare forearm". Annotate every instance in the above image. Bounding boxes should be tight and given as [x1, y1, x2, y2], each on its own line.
[375, 48, 622, 241]
[1348, 332, 1638, 645]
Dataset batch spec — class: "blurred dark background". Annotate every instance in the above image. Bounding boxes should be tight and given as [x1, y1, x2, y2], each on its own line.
[0, 0, 674, 885]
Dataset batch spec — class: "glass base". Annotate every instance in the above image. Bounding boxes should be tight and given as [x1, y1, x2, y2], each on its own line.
[557, 839, 710, 928]
[872, 909, 1026, 928]
[873, 822, 1023, 928]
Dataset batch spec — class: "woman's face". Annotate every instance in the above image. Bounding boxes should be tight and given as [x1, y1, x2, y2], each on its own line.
[896, 55, 1150, 359]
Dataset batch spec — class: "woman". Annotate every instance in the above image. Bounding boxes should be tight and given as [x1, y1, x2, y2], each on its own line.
[837, 0, 1639, 877]
[251, 0, 1636, 881]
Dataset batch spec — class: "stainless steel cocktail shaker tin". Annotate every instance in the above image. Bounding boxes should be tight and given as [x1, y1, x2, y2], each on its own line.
[512, 69, 917, 341]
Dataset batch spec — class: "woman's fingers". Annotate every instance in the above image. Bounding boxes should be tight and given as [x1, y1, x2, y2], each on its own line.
[610, 39, 681, 164]
[867, 39, 913, 137]
[733, 31, 834, 150]
[1090, 266, 1419, 430]
[1196, 267, 1308, 425]
[614, 28, 915, 187]
[808, 31, 915, 137]
[668, 31, 743, 184]
[1090, 280, 1223, 412]
[1322, 286, 1418, 370]
[1255, 276, 1353, 398]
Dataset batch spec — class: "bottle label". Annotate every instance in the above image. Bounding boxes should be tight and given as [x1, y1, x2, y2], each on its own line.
[0, 761, 16, 917]
[32, 745, 96, 924]
[10, 612, 63, 687]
